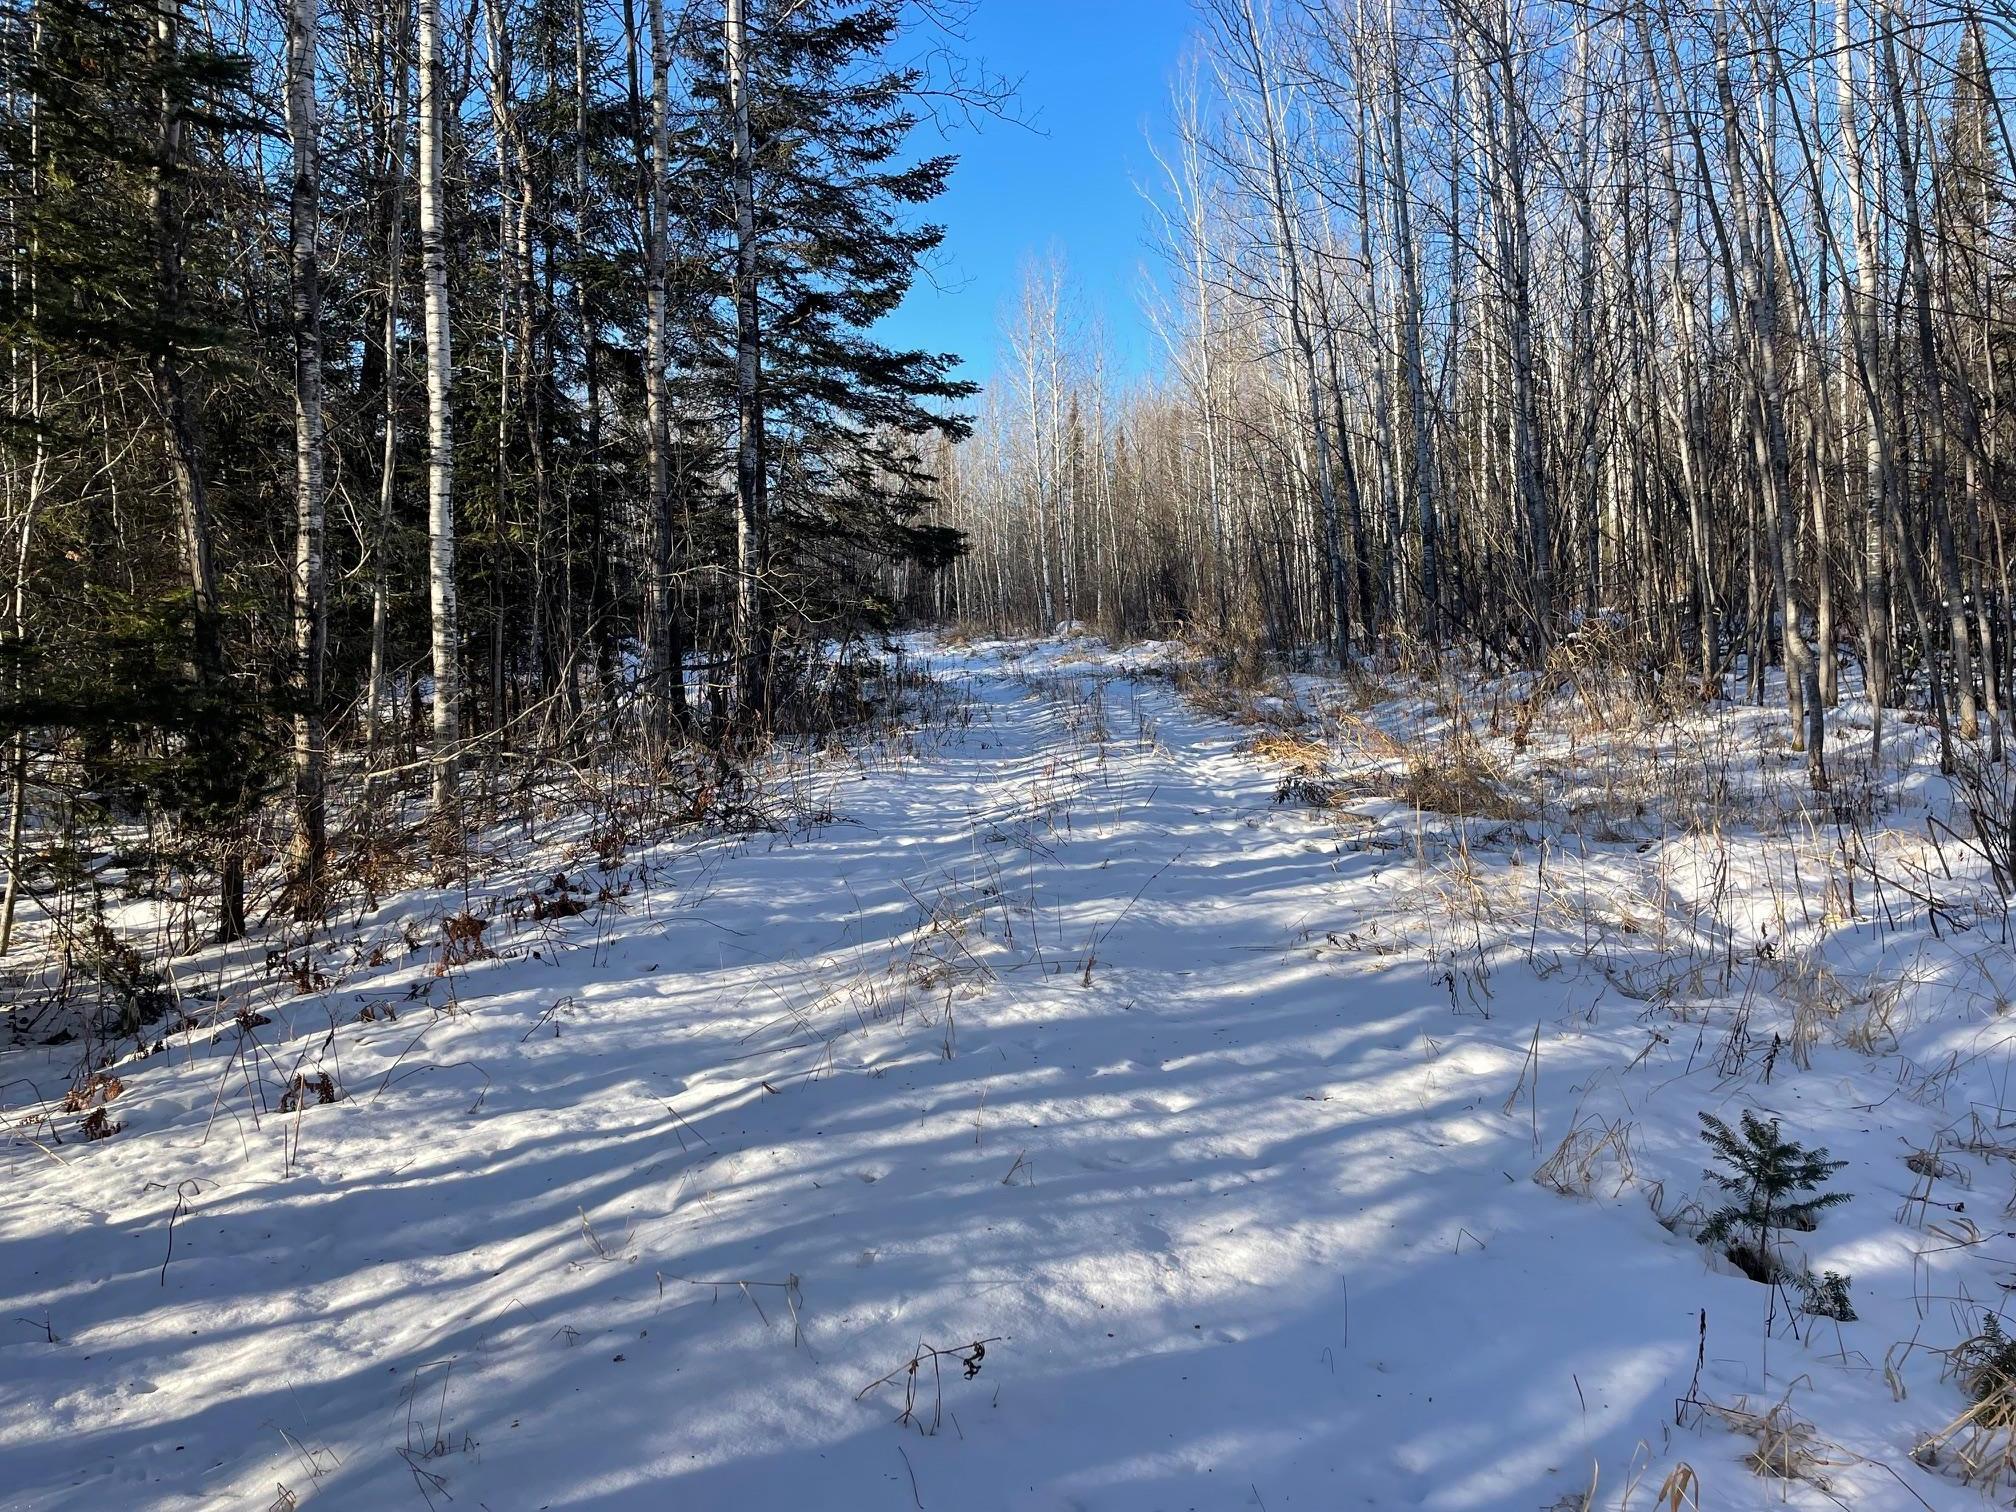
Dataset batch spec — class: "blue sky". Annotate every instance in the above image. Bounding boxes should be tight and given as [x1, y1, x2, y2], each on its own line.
[882, 0, 1200, 392]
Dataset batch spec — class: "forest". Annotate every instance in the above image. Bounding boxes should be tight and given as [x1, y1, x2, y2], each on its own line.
[944, 0, 2013, 795]
[6, 2, 2016, 1510]
[1, 0, 993, 946]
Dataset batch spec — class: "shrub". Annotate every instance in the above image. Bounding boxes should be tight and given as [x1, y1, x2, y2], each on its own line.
[1794, 1269, 1856, 1322]
[1698, 1110, 1849, 1283]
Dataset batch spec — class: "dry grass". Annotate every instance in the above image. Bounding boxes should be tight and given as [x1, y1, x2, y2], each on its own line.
[1695, 1394, 1836, 1490]
[1310, 710, 1531, 822]
[1179, 625, 1277, 690]
[1943, 1316, 2016, 1429]
[1740, 1407, 1830, 1484]
[1904, 1146, 1965, 1182]
[1914, 1387, 2016, 1489]
[1329, 709, 1411, 765]
[1247, 730, 1330, 774]
[1400, 730, 1530, 821]
[1248, 729, 1356, 813]
[1844, 980, 1912, 1055]
[1181, 679, 1306, 730]
[1650, 1462, 1700, 1510]
[1503, 619, 1704, 748]
[1533, 1115, 1636, 1198]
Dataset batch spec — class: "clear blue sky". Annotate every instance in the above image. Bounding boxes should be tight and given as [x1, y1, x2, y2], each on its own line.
[883, 0, 1200, 392]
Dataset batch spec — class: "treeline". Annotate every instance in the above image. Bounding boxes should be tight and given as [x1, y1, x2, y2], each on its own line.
[0, 0, 990, 947]
[929, 0, 2016, 790]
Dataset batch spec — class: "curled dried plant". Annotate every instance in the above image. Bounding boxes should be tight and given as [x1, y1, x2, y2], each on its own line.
[1533, 1116, 1635, 1199]
[435, 912, 492, 973]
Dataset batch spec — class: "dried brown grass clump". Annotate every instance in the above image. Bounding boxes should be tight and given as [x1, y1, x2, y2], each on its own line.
[1534, 1115, 1635, 1198]
[1183, 680, 1306, 730]
[1914, 1419, 2016, 1491]
[1511, 618, 1687, 744]
[1840, 977, 1904, 1054]
[1697, 1395, 1836, 1489]
[1946, 1315, 2016, 1428]
[1170, 646, 1307, 731]
[1740, 1405, 1829, 1484]
[1401, 731, 1530, 821]
[1180, 627, 1273, 691]
[1320, 710, 1531, 821]
[1275, 774, 1349, 811]
[1250, 728, 1356, 812]
[1248, 730, 1330, 774]
[1329, 711, 1409, 765]
[1915, 1323, 2016, 1490]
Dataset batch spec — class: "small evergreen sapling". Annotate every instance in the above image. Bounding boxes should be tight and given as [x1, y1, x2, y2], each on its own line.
[1698, 1111, 1850, 1285]
[1794, 1269, 1856, 1322]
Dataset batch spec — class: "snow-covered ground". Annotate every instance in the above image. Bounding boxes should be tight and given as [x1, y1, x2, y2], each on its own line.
[4, 635, 2016, 1510]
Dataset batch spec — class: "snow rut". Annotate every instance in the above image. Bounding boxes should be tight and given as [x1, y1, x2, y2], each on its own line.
[3, 639, 2010, 1511]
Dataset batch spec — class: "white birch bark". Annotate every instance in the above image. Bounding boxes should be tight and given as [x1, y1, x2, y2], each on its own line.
[418, 0, 462, 817]
[285, 0, 328, 905]
[725, 0, 768, 719]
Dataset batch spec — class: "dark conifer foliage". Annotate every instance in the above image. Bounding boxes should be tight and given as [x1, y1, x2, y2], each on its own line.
[0, 0, 994, 946]
[669, 0, 978, 712]
[2, 0, 278, 940]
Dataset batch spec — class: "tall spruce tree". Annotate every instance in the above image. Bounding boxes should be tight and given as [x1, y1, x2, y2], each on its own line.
[672, 0, 975, 726]
[1, 0, 274, 943]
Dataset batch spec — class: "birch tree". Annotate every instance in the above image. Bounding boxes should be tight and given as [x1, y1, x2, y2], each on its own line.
[285, 0, 327, 906]
[418, 0, 461, 819]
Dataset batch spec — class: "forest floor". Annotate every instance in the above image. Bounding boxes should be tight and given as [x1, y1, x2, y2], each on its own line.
[4, 634, 2016, 1511]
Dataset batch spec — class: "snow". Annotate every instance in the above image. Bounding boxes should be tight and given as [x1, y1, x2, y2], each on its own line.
[4, 636, 2015, 1509]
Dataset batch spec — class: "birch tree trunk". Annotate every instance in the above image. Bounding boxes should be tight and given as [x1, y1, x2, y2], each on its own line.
[1157, 72, 1229, 631]
[418, 0, 462, 819]
[1222, 0, 1347, 657]
[1484, 0, 1550, 653]
[1, 13, 45, 957]
[569, 0, 597, 719]
[365, 0, 408, 759]
[1383, 0, 1437, 645]
[1877, 7, 1976, 742]
[1636, 11, 1716, 683]
[1718, 31, 1826, 787]
[725, 0, 770, 722]
[285, 0, 328, 911]
[1835, 0, 1894, 754]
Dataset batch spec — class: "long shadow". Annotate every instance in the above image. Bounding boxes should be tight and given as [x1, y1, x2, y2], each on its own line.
[0, 658, 1959, 1510]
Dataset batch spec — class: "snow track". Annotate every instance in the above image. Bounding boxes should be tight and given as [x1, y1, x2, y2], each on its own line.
[3, 638, 2011, 1510]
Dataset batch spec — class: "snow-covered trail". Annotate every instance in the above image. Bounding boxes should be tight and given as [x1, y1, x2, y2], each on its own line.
[0, 641, 1975, 1510]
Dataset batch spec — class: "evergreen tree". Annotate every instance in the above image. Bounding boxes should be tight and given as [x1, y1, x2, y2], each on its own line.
[1698, 1110, 1850, 1276]
[0, 0, 276, 940]
[0, 0, 992, 953]
[671, 0, 976, 722]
